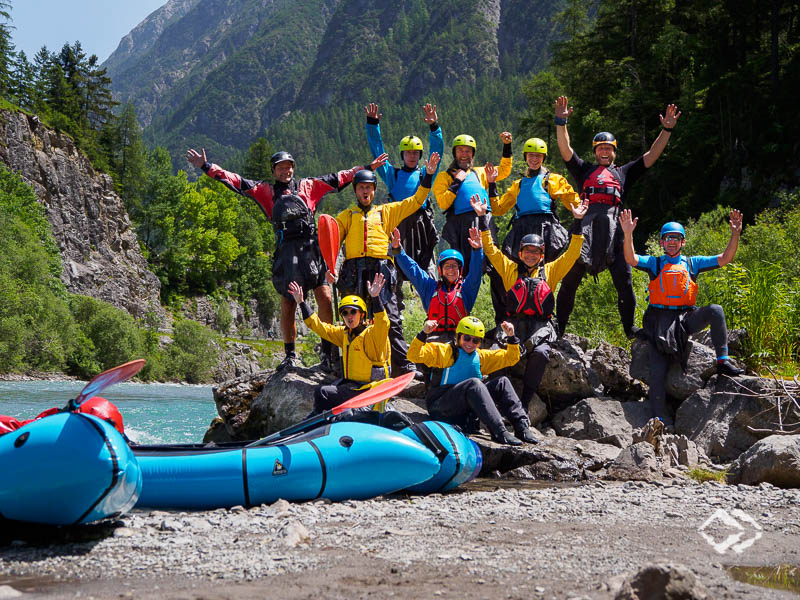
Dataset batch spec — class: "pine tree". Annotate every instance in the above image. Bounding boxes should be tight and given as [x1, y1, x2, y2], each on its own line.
[0, 1, 14, 98]
[11, 50, 37, 110]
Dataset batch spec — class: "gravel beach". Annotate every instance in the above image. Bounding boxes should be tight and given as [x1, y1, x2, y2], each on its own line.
[2, 479, 799, 599]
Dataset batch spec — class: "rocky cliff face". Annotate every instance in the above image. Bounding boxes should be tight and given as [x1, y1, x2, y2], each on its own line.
[0, 109, 164, 322]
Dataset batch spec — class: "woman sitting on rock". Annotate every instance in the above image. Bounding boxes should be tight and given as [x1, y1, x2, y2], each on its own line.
[408, 316, 537, 446]
[288, 274, 390, 416]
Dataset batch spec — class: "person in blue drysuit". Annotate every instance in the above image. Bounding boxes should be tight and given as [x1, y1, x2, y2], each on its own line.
[365, 101, 444, 311]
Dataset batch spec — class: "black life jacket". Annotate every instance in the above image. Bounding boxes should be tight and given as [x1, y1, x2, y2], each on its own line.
[427, 280, 467, 333]
[582, 165, 622, 206]
[271, 181, 315, 243]
[506, 264, 554, 318]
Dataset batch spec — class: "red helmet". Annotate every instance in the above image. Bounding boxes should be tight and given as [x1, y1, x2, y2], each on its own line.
[79, 396, 125, 435]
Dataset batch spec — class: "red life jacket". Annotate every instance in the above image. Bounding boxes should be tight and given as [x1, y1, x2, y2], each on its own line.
[582, 165, 622, 205]
[428, 280, 467, 332]
[506, 265, 554, 317]
[647, 256, 698, 308]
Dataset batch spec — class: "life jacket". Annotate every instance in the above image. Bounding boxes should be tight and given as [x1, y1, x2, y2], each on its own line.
[453, 171, 490, 215]
[430, 343, 482, 387]
[341, 325, 390, 383]
[647, 255, 698, 308]
[271, 183, 315, 244]
[515, 171, 552, 216]
[427, 280, 467, 333]
[582, 165, 622, 206]
[506, 264, 554, 318]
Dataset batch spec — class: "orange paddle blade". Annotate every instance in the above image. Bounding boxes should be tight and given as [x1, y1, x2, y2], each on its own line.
[332, 372, 415, 415]
[74, 359, 146, 408]
[318, 214, 340, 274]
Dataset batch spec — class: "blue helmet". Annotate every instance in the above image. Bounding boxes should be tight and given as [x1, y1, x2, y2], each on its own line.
[437, 249, 464, 275]
[660, 222, 685, 239]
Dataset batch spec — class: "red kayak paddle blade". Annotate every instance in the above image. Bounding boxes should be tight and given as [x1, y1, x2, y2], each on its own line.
[318, 214, 340, 274]
[332, 372, 415, 414]
[74, 359, 146, 408]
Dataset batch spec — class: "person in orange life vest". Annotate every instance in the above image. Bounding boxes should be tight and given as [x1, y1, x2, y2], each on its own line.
[552, 96, 681, 339]
[390, 228, 483, 343]
[187, 147, 387, 373]
[408, 316, 537, 446]
[333, 153, 440, 378]
[620, 209, 744, 421]
[470, 191, 587, 414]
[289, 274, 390, 415]
[365, 102, 443, 313]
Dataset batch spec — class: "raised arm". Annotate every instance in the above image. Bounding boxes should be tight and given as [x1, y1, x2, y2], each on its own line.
[619, 209, 639, 266]
[718, 209, 743, 267]
[554, 96, 575, 162]
[365, 102, 393, 187]
[642, 104, 681, 168]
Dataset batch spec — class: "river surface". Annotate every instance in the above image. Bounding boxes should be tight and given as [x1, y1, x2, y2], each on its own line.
[0, 381, 216, 444]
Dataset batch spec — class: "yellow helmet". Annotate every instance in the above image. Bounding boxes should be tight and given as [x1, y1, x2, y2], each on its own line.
[452, 134, 477, 155]
[455, 316, 485, 339]
[522, 137, 547, 155]
[339, 295, 367, 316]
[399, 135, 423, 152]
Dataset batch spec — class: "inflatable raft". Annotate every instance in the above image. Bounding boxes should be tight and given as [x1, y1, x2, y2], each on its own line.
[134, 420, 481, 509]
[0, 412, 142, 525]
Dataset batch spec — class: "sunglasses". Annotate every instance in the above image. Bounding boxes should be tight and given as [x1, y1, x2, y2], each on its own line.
[662, 235, 684, 242]
[340, 308, 360, 317]
[460, 334, 483, 344]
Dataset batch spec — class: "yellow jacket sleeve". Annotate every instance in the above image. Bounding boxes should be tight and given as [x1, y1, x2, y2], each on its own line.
[362, 307, 390, 362]
[335, 209, 350, 246]
[304, 312, 346, 347]
[382, 185, 429, 232]
[496, 155, 512, 182]
[545, 233, 584, 288]
[407, 337, 455, 368]
[433, 171, 455, 211]
[548, 173, 580, 211]
[477, 343, 521, 375]
[481, 229, 518, 291]
[492, 179, 521, 216]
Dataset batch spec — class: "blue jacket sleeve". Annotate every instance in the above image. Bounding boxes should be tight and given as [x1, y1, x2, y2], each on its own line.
[429, 125, 444, 177]
[366, 120, 394, 188]
[462, 247, 484, 311]
[395, 248, 437, 310]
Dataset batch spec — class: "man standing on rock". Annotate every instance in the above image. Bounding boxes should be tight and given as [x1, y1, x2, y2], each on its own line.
[620, 209, 745, 421]
[553, 96, 681, 339]
[288, 274, 390, 415]
[186, 147, 386, 372]
[409, 315, 537, 446]
[365, 102, 443, 311]
[334, 153, 440, 377]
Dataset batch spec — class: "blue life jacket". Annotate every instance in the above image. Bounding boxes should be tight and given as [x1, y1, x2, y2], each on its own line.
[453, 171, 490, 215]
[438, 346, 482, 386]
[390, 167, 428, 209]
[516, 172, 552, 216]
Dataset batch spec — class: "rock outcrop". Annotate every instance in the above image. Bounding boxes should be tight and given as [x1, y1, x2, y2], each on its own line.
[728, 434, 800, 487]
[0, 109, 164, 322]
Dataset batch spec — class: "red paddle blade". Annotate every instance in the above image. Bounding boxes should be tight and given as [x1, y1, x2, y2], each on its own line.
[74, 359, 146, 408]
[332, 372, 415, 415]
[318, 214, 340, 274]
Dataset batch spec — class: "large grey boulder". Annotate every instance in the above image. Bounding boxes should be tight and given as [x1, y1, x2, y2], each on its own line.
[728, 435, 800, 488]
[530, 335, 602, 410]
[586, 342, 648, 400]
[552, 398, 652, 448]
[213, 341, 263, 382]
[607, 442, 662, 481]
[675, 376, 783, 460]
[614, 563, 710, 600]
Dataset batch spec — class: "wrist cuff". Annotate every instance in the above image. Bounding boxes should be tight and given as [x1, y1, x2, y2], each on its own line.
[371, 296, 384, 313]
[478, 214, 490, 232]
[429, 123, 439, 132]
[488, 182, 497, 198]
[416, 331, 428, 342]
[420, 171, 433, 188]
[367, 116, 380, 125]
[554, 116, 568, 126]
[391, 245, 402, 256]
[201, 162, 211, 172]
[507, 336, 520, 345]
[299, 301, 313, 320]
[662, 126, 674, 132]
[502, 143, 512, 158]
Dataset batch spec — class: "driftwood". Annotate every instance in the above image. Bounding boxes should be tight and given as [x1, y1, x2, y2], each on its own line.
[715, 371, 800, 436]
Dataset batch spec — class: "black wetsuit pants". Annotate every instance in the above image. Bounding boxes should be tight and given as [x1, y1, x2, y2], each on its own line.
[425, 376, 528, 437]
[556, 252, 635, 336]
[648, 304, 729, 420]
[313, 380, 363, 415]
[520, 343, 551, 413]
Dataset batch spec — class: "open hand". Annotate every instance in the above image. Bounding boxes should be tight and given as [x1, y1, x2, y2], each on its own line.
[391, 228, 401, 249]
[423, 320, 438, 334]
[422, 103, 438, 125]
[369, 153, 389, 171]
[500, 321, 515, 337]
[485, 162, 497, 183]
[729, 209, 743, 234]
[468, 227, 482, 249]
[659, 104, 681, 129]
[367, 273, 385, 297]
[619, 209, 638, 234]
[554, 96, 573, 120]
[470, 195, 488, 216]
[186, 148, 207, 169]
[570, 198, 589, 220]
[425, 152, 441, 174]
[288, 281, 304, 304]
[365, 102, 381, 121]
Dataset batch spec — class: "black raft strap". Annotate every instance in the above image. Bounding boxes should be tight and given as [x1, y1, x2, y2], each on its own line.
[408, 422, 449, 462]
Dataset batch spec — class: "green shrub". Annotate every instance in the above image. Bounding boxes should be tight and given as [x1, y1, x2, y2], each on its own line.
[164, 319, 221, 383]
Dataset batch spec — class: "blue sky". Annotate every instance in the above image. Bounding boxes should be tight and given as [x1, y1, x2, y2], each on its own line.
[8, 0, 168, 63]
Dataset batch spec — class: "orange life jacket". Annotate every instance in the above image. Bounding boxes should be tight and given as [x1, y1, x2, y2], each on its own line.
[647, 256, 698, 308]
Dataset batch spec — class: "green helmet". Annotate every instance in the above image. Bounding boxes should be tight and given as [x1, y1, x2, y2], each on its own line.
[452, 134, 477, 156]
[455, 316, 485, 339]
[399, 135, 423, 153]
[522, 138, 547, 155]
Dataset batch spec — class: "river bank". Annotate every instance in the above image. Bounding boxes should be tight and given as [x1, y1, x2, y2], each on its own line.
[2, 479, 798, 599]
